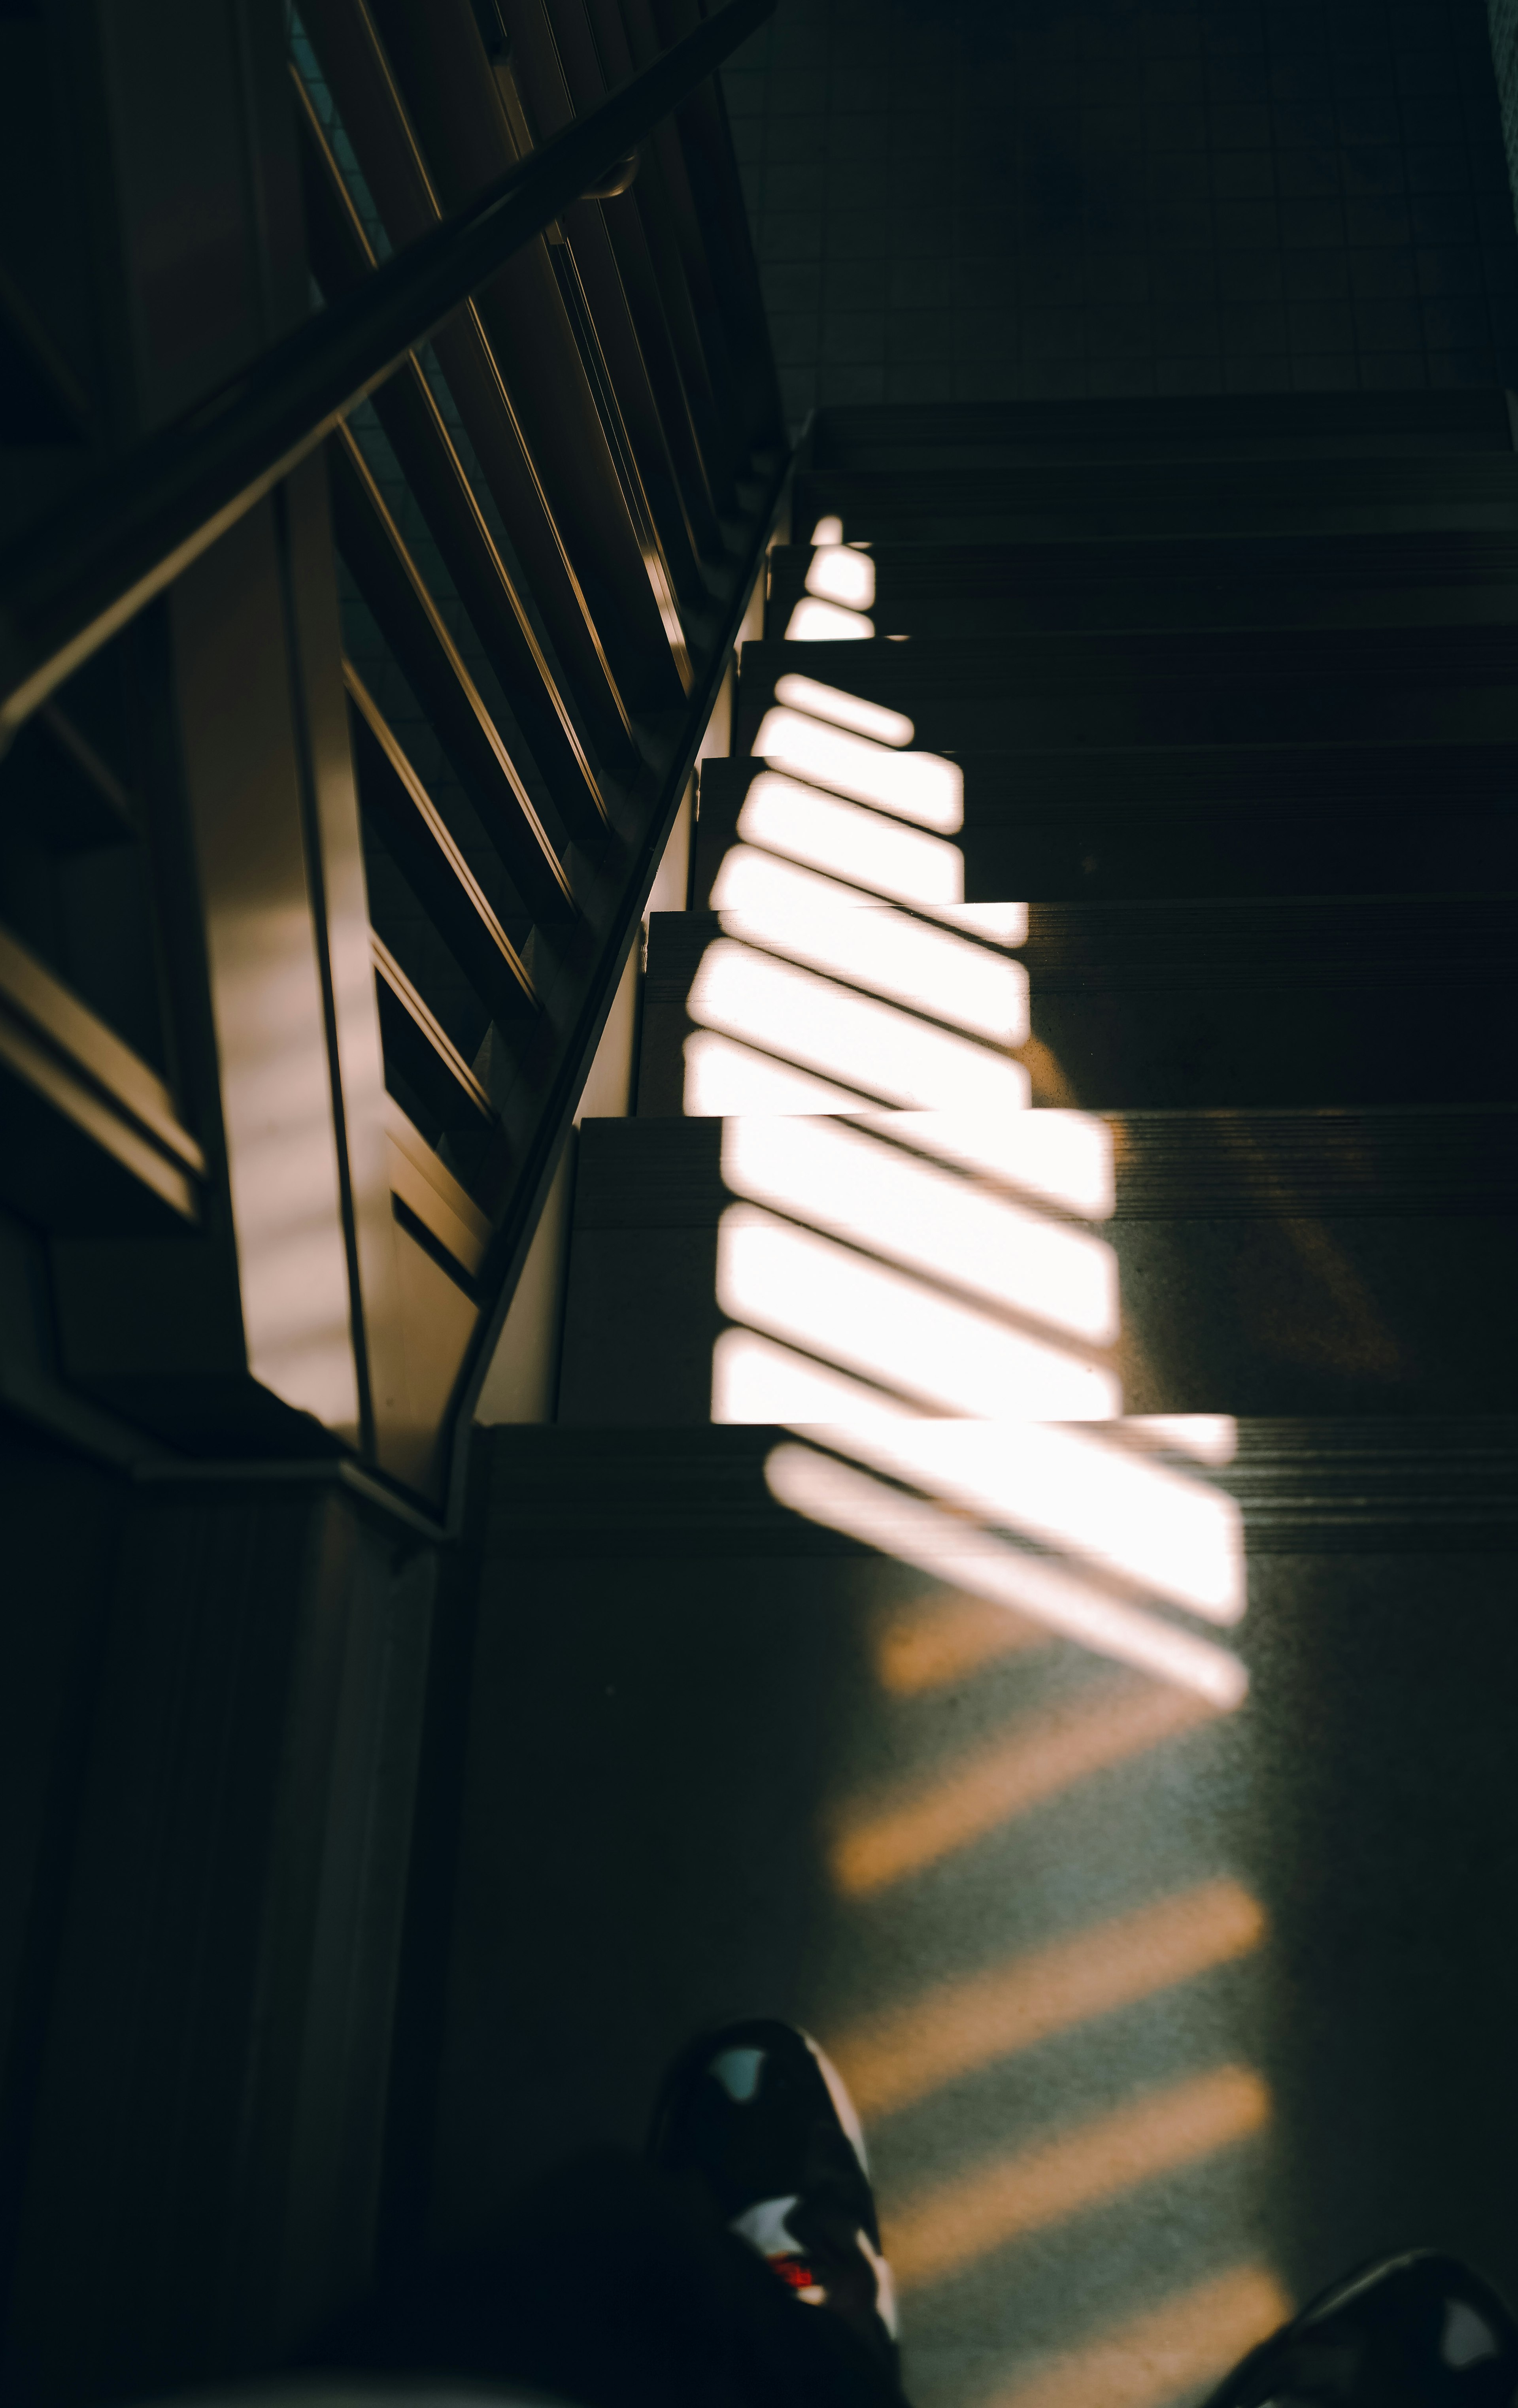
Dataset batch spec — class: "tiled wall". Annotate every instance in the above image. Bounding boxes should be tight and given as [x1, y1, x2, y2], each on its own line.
[721, 0, 1518, 425]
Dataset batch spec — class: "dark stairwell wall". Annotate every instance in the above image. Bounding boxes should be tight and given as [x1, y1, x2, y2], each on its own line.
[721, 0, 1518, 423]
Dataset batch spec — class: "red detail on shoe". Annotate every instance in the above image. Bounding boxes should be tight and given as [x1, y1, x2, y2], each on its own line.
[770, 2257, 817, 2291]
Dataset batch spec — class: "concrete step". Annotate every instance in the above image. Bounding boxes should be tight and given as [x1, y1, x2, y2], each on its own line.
[555, 1108, 1518, 1424]
[767, 532, 1518, 639]
[636, 903, 1518, 1116]
[793, 455, 1518, 544]
[693, 750, 1518, 904]
[435, 1414, 1518, 2408]
[808, 391, 1518, 469]
[733, 628, 1518, 751]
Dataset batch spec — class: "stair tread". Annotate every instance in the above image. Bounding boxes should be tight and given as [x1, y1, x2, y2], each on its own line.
[772, 530, 1518, 587]
[646, 897, 1518, 977]
[474, 1416, 1518, 1554]
[809, 391, 1517, 467]
[792, 456, 1518, 541]
[697, 742, 1518, 807]
[580, 1107, 1518, 1221]
[767, 532, 1518, 633]
[738, 622, 1518, 684]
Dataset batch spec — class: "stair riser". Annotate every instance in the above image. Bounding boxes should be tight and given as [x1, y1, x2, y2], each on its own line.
[693, 764, 1518, 903]
[558, 1218, 1518, 1424]
[808, 394, 1518, 469]
[638, 975, 1518, 1116]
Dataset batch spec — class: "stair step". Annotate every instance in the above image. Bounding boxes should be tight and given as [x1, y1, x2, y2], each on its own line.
[767, 532, 1518, 639]
[734, 627, 1518, 751]
[793, 456, 1518, 544]
[557, 1109, 1518, 1424]
[693, 749, 1518, 903]
[808, 391, 1518, 470]
[474, 1418, 1518, 1556]
[637, 904, 1518, 1116]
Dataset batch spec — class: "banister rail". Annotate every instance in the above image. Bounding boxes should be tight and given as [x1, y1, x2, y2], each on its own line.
[0, 0, 774, 745]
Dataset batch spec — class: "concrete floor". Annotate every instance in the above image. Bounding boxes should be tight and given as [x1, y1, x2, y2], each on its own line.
[433, 1437, 1518, 2408]
[432, 394, 1518, 2408]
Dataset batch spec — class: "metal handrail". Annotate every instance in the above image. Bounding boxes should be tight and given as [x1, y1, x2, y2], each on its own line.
[0, 0, 774, 746]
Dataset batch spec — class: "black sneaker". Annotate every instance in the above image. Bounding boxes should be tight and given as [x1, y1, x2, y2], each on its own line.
[1205, 2249, 1518, 2408]
[647, 2017, 900, 2374]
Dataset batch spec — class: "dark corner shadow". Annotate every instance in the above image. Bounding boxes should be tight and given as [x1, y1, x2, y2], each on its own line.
[413, 1422, 880, 2256]
[1231, 1535, 1518, 2312]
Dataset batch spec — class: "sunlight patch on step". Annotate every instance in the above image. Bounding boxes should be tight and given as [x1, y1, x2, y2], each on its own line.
[774, 672, 912, 745]
[824, 1669, 1220, 1894]
[806, 545, 878, 609]
[874, 1593, 1051, 1693]
[785, 597, 876, 639]
[736, 775, 967, 911]
[687, 944, 1032, 1113]
[683, 1030, 870, 1115]
[753, 708, 962, 830]
[711, 854, 1030, 1041]
[851, 1109, 1112, 1218]
[719, 1213, 1118, 1419]
[720, 1117, 1115, 1344]
[828, 1880, 1266, 2120]
[763, 1443, 1245, 1712]
[883, 2066, 1271, 2292]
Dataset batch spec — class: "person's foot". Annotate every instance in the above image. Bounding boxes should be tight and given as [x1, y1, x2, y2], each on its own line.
[647, 2017, 899, 2373]
[1205, 2248, 1518, 2408]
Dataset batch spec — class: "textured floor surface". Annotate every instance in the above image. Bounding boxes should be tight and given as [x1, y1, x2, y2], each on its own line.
[434, 392, 1518, 2408]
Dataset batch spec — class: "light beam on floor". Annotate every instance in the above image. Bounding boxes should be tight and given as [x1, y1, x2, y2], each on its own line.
[689, 944, 1032, 1113]
[830, 1880, 1266, 2118]
[752, 708, 963, 831]
[720, 1117, 1116, 1344]
[721, 1214, 1117, 1419]
[885, 2065, 1271, 2291]
[736, 775, 967, 910]
[763, 1441, 1246, 1708]
[712, 850, 1030, 1042]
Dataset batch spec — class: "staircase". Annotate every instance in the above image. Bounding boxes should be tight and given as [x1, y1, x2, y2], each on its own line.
[444, 393, 1518, 2408]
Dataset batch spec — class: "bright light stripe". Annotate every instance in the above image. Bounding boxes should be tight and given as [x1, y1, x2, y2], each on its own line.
[689, 943, 1032, 1113]
[710, 857, 1031, 1044]
[724, 1214, 1118, 1419]
[805, 547, 877, 609]
[765, 1444, 1247, 1708]
[785, 599, 875, 640]
[720, 1334, 1240, 1622]
[940, 903, 1029, 943]
[717, 1335, 1240, 1623]
[853, 1109, 1115, 1219]
[982, 2265, 1291, 2408]
[858, 1422, 1243, 1622]
[884, 2067, 1270, 2291]
[737, 775, 965, 909]
[821, 1658, 1218, 1896]
[1123, 1416, 1240, 1467]
[683, 1031, 868, 1116]
[773, 673, 913, 745]
[831, 1880, 1266, 2118]
[721, 1118, 1115, 1342]
[753, 709, 962, 832]
[713, 1327, 919, 1425]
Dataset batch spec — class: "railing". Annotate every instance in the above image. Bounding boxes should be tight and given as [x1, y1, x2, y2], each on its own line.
[0, 0, 785, 1522]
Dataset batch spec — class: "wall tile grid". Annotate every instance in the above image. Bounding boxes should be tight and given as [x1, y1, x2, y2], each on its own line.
[721, 0, 1518, 422]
